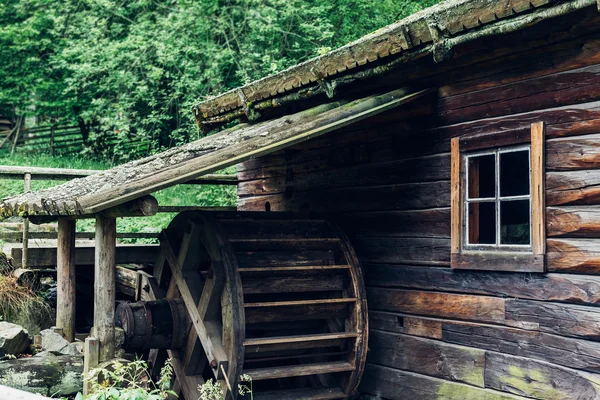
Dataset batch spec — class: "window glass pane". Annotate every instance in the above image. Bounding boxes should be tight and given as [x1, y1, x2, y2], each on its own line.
[500, 200, 530, 245]
[500, 150, 529, 197]
[468, 202, 496, 245]
[468, 154, 495, 199]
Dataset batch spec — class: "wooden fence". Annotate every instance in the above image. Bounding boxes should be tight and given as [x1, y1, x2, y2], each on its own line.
[0, 123, 152, 156]
[0, 166, 237, 267]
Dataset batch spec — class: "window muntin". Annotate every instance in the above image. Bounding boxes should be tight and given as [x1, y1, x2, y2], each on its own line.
[464, 146, 531, 250]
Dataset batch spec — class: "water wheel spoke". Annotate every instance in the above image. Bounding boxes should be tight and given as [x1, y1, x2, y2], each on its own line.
[159, 231, 229, 377]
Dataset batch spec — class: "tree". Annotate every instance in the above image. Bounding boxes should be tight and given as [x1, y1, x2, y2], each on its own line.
[0, 0, 440, 160]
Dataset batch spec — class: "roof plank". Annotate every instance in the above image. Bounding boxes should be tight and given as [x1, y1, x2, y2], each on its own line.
[0, 88, 430, 220]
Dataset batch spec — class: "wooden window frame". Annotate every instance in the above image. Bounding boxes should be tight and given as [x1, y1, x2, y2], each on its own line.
[451, 122, 545, 272]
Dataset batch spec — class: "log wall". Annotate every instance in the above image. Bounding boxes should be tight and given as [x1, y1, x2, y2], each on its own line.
[237, 7, 600, 400]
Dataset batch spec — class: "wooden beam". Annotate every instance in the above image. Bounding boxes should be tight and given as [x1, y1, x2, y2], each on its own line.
[101, 195, 158, 219]
[22, 173, 31, 269]
[83, 337, 99, 396]
[450, 137, 461, 255]
[11, 244, 158, 268]
[0, 165, 236, 184]
[80, 89, 430, 214]
[93, 215, 116, 362]
[531, 122, 546, 257]
[56, 218, 76, 342]
[159, 232, 229, 376]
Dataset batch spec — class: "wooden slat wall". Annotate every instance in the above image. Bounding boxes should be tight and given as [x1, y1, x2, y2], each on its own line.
[237, 8, 600, 400]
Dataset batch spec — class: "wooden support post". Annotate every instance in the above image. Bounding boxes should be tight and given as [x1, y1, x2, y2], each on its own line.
[56, 218, 76, 342]
[83, 337, 99, 396]
[93, 215, 116, 362]
[22, 173, 31, 268]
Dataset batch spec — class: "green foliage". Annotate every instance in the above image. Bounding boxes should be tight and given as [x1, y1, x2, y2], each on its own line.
[0, 0, 440, 158]
[84, 358, 175, 400]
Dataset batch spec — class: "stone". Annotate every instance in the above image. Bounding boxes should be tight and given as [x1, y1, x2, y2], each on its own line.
[0, 322, 30, 357]
[0, 354, 83, 396]
[62, 341, 84, 356]
[40, 329, 70, 354]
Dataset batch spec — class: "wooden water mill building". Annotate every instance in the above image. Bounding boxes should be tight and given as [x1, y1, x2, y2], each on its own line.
[4, 0, 600, 398]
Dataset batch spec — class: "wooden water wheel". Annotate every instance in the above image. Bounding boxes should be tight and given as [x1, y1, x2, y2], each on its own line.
[136, 211, 368, 400]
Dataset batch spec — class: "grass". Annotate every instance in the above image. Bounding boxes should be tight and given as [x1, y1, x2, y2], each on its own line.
[0, 153, 237, 242]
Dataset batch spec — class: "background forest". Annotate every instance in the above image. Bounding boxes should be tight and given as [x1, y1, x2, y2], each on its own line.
[0, 0, 439, 160]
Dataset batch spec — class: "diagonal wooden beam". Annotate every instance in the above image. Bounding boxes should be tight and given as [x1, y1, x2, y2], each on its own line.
[159, 231, 229, 376]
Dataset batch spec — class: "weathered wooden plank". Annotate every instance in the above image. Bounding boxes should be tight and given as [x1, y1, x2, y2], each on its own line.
[531, 122, 546, 257]
[11, 244, 159, 268]
[237, 180, 450, 213]
[547, 170, 600, 206]
[238, 153, 450, 195]
[367, 289, 505, 323]
[505, 299, 600, 339]
[443, 321, 600, 373]
[364, 264, 600, 305]
[354, 236, 450, 266]
[451, 137, 461, 254]
[403, 315, 443, 339]
[360, 364, 527, 400]
[485, 352, 600, 399]
[547, 133, 600, 171]
[548, 206, 600, 237]
[547, 238, 600, 273]
[451, 253, 544, 273]
[368, 329, 485, 386]
[437, 64, 600, 126]
[340, 208, 450, 238]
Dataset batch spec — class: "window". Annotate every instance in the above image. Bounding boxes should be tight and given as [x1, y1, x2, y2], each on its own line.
[451, 122, 545, 272]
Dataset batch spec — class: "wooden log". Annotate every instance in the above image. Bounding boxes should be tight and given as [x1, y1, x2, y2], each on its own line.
[436, 63, 600, 126]
[11, 244, 158, 268]
[237, 153, 450, 195]
[364, 264, 600, 305]
[115, 266, 140, 298]
[0, 165, 236, 184]
[101, 195, 158, 218]
[505, 299, 600, 339]
[368, 329, 485, 386]
[547, 170, 600, 206]
[354, 236, 450, 266]
[340, 208, 450, 238]
[547, 133, 600, 171]
[442, 321, 600, 373]
[547, 238, 600, 273]
[366, 289, 505, 324]
[56, 218, 76, 342]
[94, 215, 116, 362]
[0, 355, 83, 397]
[548, 206, 600, 237]
[22, 173, 30, 269]
[237, 180, 450, 213]
[485, 352, 600, 399]
[360, 364, 527, 400]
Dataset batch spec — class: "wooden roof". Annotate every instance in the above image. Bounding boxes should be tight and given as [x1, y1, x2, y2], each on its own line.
[193, 0, 596, 129]
[0, 88, 428, 220]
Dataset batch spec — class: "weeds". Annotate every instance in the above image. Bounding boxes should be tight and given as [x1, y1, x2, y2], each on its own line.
[0, 274, 52, 334]
[84, 358, 176, 400]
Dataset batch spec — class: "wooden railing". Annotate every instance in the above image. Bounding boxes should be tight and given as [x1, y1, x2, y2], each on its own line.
[0, 166, 237, 267]
[0, 123, 152, 156]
